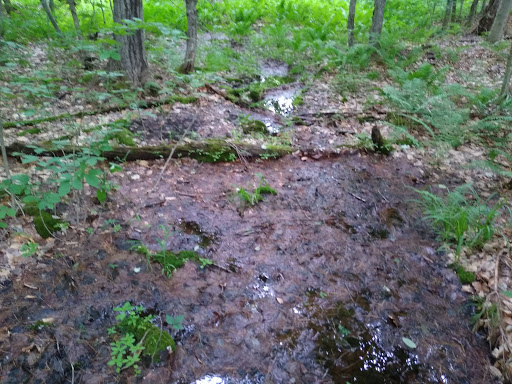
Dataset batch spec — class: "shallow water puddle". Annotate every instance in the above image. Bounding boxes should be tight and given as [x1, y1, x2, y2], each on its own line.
[177, 219, 218, 248]
[263, 84, 302, 117]
[259, 60, 303, 130]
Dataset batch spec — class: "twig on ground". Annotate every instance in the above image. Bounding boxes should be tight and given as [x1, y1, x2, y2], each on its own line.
[349, 191, 366, 202]
[152, 116, 198, 192]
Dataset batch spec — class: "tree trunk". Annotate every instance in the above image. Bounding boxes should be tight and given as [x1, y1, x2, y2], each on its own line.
[501, 40, 512, 97]
[179, 0, 198, 74]
[113, 0, 149, 85]
[0, 0, 4, 37]
[49, 0, 55, 12]
[3, 0, 13, 14]
[475, 0, 500, 34]
[98, 0, 106, 24]
[480, 0, 487, 12]
[468, 0, 479, 24]
[488, 0, 512, 42]
[443, 0, 453, 29]
[451, 0, 457, 21]
[369, 0, 386, 46]
[458, 0, 464, 20]
[347, 0, 357, 47]
[0, 117, 15, 210]
[66, 0, 82, 38]
[40, 0, 62, 34]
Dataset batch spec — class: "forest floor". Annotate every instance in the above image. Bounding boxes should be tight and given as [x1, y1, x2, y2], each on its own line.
[1, 33, 512, 383]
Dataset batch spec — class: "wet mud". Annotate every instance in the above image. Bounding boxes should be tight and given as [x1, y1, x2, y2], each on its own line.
[0, 153, 497, 384]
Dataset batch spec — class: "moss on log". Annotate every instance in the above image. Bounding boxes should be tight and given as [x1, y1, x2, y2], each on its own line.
[7, 139, 294, 162]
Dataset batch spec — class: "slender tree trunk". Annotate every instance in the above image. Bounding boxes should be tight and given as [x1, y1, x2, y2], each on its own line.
[40, 0, 62, 34]
[443, 0, 453, 29]
[0, 0, 4, 37]
[475, 0, 500, 34]
[458, 0, 464, 20]
[99, 0, 106, 24]
[451, 0, 457, 21]
[468, 0, 479, 24]
[90, 0, 97, 29]
[113, 0, 149, 84]
[501, 40, 512, 97]
[369, 0, 386, 46]
[488, 0, 512, 42]
[179, 0, 198, 73]
[3, 0, 13, 14]
[480, 0, 487, 13]
[49, 0, 55, 12]
[0, 117, 14, 210]
[347, 0, 357, 47]
[67, 0, 82, 38]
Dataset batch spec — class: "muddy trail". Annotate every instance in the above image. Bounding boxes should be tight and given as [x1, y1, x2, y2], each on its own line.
[0, 153, 497, 384]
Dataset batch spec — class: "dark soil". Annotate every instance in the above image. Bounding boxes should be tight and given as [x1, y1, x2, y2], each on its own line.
[0, 153, 497, 384]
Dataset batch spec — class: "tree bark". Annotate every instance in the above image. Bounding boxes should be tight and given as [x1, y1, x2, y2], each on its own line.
[451, 0, 457, 21]
[6, 139, 295, 162]
[458, 0, 464, 20]
[113, 0, 149, 85]
[475, 0, 500, 34]
[488, 0, 512, 42]
[468, 0, 480, 24]
[369, 0, 386, 46]
[179, 0, 198, 74]
[40, 0, 62, 34]
[443, 0, 453, 29]
[500, 40, 512, 97]
[480, 0, 487, 12]
[0, 0, 4, 37]
[3, 0, 13, 14]
[66, 0, 82, 38]
[347, 0, 357, 47]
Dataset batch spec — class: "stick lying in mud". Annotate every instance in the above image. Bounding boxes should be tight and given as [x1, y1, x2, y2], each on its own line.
[152, 116, 198, 192]
[349, 192, 366, 202]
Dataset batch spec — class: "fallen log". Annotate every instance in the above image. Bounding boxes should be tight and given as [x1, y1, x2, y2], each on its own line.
[6, 139, 295, 162]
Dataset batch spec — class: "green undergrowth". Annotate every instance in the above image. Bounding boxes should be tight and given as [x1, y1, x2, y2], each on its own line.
[108, 302, 177, 375]
[236, 173, 277, 206]
[453, 264, 476, 285]
[413, 184, 510, 259]
[24, 203, 63, 239]
[134, 245, 200, 277]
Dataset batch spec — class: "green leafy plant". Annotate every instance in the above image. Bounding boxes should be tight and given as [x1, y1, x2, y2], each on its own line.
[414, 184, 509, 258]
[338, 324, 350, 338]
[108, 302, 176, 375]
[20, 241, 38, 257]
[236, 173, 277, 206]
[199, 257, 214, 269]
[353, 133, 374, 151]
[165, 314, 184, 330]
[133, 226, 201, 277]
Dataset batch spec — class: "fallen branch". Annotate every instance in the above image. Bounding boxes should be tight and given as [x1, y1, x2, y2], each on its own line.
[3, 95, 198, 130]
[6, 139, 295, 162]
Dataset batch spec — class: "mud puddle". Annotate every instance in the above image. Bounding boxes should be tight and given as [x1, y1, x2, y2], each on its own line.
[0, 154, 496, 384]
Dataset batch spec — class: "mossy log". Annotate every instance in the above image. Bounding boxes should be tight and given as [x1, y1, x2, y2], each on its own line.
[3, 95, 198, 130]
[7, 139, 294, 162]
